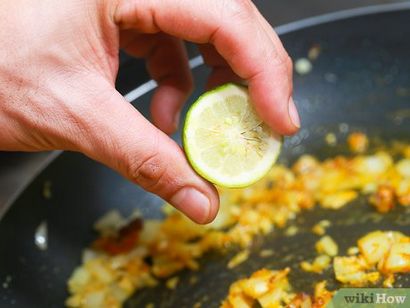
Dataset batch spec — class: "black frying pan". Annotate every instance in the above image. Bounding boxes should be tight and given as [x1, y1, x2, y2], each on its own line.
[1, 5, 410, 308]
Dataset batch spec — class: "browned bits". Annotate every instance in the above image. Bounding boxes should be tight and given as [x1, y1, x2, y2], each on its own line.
[92, 218, 143, 255]
[348, 132, 369, 153]
[369, 185, 395, 213]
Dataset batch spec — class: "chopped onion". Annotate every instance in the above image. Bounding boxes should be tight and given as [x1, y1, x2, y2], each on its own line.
[383, 243, 410, 273]
[397, 159, 410, 178]
[316, 236, 338, 256]
[358, 231, 391, 265]
[228, 250, 249, 269]
[165, 277, 180, 290]
[295, 58, 313, 75]
[93, 210, 125, 235]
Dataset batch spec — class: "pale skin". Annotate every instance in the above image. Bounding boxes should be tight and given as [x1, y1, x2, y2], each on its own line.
[0, 0, 300, 224]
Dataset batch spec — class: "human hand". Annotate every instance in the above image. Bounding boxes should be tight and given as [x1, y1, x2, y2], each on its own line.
[0, 0, 299, 223]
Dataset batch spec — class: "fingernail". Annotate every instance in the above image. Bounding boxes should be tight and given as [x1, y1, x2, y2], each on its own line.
[288, 97, 301, 128]
[171, 188, 210, 224]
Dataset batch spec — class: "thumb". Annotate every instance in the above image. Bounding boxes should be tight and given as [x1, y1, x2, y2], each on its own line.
[76, 84, 219, 224]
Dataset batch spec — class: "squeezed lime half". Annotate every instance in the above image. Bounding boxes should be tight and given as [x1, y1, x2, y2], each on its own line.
[183, 83, 282, 188]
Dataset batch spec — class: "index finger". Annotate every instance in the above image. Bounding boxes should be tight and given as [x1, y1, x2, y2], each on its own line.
[114, 0, 300, 134]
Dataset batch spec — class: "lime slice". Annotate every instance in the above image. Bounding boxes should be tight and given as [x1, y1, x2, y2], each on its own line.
[183, 83, 282, 188]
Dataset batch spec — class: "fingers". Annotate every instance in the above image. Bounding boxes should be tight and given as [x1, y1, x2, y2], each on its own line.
[121, 32, 193, 134]
[199, 44, 244, 89]
[74, 80, 218, 224]
[114, 0, 300, 135]
[0, 67, 217, 223]
[147, 36, 193, 134]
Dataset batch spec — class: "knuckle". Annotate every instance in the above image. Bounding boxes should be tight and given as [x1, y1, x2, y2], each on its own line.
[124, 138, 180, 196]
[271, 52, 292, 73]
[223, 0, 253, 20]
[284, 55, 293, 70]
[128, 149, 166, 191]
[281, 55, 293, 75]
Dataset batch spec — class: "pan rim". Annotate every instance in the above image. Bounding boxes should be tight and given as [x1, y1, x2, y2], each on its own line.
[2, 1, 410, 220]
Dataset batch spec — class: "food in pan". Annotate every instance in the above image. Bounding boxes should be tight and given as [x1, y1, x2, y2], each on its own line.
[299, 235, 337, 274]
[222, 269, 333, 307]
[223, 230, 410, 307]
[183, 83, 282, 188]
[66, 134, 410, 307]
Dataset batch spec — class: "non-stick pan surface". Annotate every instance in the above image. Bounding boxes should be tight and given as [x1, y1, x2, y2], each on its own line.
[1, 7, 410, 308]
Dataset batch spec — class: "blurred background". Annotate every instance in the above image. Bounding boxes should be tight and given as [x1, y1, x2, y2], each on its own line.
[0, 0, 407, 217]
